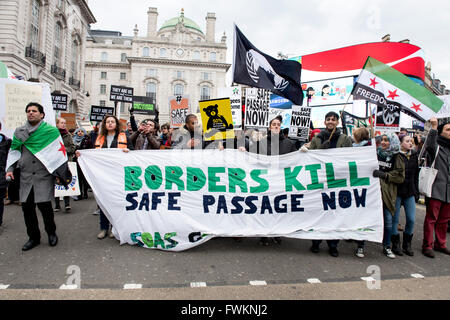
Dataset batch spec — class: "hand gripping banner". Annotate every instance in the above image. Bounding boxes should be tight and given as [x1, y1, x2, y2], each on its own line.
[78, 147, 383, 251]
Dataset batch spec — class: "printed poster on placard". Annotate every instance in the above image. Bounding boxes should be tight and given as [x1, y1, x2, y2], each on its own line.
[54, 162, 80, 197]
[169, 95, 190, 128]
[289, 105, 311, 141]
[375, 105, 400, 132]
[199, 98, 235, 141]
[244, 88, 270, 129]
[218, 86, 242, 129]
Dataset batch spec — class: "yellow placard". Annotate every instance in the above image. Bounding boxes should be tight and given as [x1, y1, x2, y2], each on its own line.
[199, 98, 235, 141]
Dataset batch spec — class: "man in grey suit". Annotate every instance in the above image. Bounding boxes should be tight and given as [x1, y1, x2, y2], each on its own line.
[6, 103, 59, 251]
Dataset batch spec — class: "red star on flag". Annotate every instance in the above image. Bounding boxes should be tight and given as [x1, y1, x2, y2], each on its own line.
[58, 141, 67, 157]
[387, 89, 399, 100]
[369, 77, 379, 88]
[411, 103, 422, 112]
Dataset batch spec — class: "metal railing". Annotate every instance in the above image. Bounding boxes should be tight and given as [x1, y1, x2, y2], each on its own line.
[51, 64, 66, 80]
[69, 77, 80, 89]
[25, 45, 46, 67]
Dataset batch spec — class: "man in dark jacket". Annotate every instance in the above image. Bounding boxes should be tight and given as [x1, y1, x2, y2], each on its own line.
[422, 117, 450, 258]
[302, 111, 352, 257]
[130, 119, 161, 150]
[172, 114, 208, 150]
[0, 122, 11, 226]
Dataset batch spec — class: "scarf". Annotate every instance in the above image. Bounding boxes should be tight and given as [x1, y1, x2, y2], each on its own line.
[377, 133, 400, 161]
[73, 128, 86, 145]
[59, 128, 69, 136]
[437, 135, 450, 149]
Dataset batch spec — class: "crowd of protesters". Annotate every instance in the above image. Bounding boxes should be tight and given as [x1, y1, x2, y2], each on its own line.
[1, 103, 449, 260]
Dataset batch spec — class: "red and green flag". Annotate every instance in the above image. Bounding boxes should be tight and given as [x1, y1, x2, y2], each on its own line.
[352, 56, 443, 121]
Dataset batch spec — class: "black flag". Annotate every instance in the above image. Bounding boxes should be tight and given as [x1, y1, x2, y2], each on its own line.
[232, 24, 303, 106]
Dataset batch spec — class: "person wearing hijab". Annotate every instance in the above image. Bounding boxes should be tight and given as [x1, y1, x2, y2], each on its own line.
[73, 127, 87, 148]
[373, 132, 405, 258]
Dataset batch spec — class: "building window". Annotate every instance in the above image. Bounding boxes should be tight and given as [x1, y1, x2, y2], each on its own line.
[101, 52, 108, 62]
[201, 86, 210, 100]
[147, 69, 157, 77]
[99, 100, 106, 107]
[100, 84, 106, 94]
[174, 70, 184, 79]
[209, 52, 216, 62]
[174, 84, 184, 96]
[30, 0, 40, 49]
[193, 50, 200, 60]
[120, 72, 126, 80]
[121, 53, 127, 62]
[160, 48, 167, 57]
[143, 47, 150, 57]
[71, 41, 79, 79]
[54, 23, 62, 66]
[201, 72, 210, 81]
[101, 71, 107, 79]
[146, 83, 156, 102]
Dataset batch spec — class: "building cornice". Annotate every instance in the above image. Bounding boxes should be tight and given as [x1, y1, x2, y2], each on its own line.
[85, 61, 130, 69]
[76, 0, 97, 24]
[133, 38, 227, 49]
[126, 57, 231, 71]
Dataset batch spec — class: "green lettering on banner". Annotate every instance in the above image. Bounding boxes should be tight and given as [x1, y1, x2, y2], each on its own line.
[145, 165, 163, 189]
[325, 163, 347, 188]
[306, 164, 324, 190]
[153, 232, 165, 249]
[124, 166, 142, 191]
[141, 232, 154, 248]
[208, 167, 226, 192]
[349, 161, 370, 186]
[228, 168, 248, 193]
[284, 166, 306, 191]
[165, 166, 185, 191]
[164, 232, 178, 249]
[186, 167, 206, 191]
[250, 169, 269, 193]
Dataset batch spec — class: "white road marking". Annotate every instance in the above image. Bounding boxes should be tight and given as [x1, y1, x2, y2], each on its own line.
[0, 284, 10, 289]
[123, 283, 143, 289]
[361, 277, 375, 282]
[307, 278, 322, 284]
[59, 284, 78, 290]
[411, 273, 425, 279]
[190, 282, 207, 288]
[249, 280, 267, 286]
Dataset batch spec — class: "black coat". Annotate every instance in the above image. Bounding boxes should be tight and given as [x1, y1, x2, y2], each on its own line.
[396, 151, 419, 199]
[258, 133, 297, 156]
[0, 134, 11, 189]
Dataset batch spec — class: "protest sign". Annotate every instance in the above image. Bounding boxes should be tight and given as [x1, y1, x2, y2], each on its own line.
[169, 95, 190, 128]
[218, 86, 243, 129]
[244, 88, 270, 129]
[110, 85, 133, 103]
[51, 93, 68, 111]
[0, 79, 55, 138]
[199, 98, 235, 141]
[375, 105, 401, 132]
[90, 106, 114, 122]
[288, 106, 311, 140]
[78, 147, 383, 251]
[132, 96, 155, 115]
[55, 162, 80, 197]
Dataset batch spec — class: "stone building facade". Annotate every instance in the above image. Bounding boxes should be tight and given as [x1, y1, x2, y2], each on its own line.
[84, 8, 230, 124]
[0, 0, 96, 118]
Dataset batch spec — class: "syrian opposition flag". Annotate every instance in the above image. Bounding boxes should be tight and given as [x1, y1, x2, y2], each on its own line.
[232, 24, 303, 106]
[7, 121, 68, 176]
[352, 56, 443, 122]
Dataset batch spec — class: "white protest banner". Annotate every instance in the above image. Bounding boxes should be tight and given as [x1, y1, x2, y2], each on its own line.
[0, 78, 55, 139]
[218, 86, 242, 129]
[244, 88, 270, 129]
[78, 147, 383, 251]
[55, 162, 80, 197]
[289, 105, 311, 140]
[436, 95, 450, 119]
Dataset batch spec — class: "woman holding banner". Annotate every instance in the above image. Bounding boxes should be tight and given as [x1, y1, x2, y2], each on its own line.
[76, 115, 132, 239]
[373, 133, 405, 259]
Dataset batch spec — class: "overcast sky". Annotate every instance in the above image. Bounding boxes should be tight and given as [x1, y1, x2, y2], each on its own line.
[87, 0, 450, 88]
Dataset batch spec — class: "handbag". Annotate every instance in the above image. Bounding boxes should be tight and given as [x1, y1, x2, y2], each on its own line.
[418, 145, 440, 197]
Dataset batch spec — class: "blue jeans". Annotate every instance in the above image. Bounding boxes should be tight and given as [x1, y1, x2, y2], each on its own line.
[383, 207, 394, 247]
[392, 196, 416, 236]
[99, 209, 110, 231]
